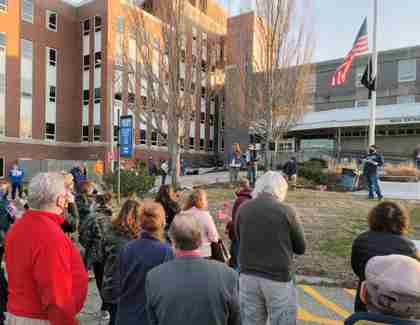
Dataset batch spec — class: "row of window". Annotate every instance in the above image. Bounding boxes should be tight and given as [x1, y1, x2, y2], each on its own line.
[352, 95, 417, 108]
[342, 127, 420, 138]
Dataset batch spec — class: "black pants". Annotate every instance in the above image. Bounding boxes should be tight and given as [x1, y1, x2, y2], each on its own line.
[92, 262, 112, 312]
[11, 183, 23, 200]
[0, 247, 7, 325]
[109, 303, 118, 325]
[161, 174, 167, 185]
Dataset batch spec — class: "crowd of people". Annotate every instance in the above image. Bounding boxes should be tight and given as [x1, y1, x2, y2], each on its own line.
[0, 155, 419, 325]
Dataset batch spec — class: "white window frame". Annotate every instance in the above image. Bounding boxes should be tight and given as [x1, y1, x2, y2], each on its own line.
[48, 48, 57, 67]
[46, 10, 57, 32]
[398, 59, 416, 83]
[355, 66, 365, 88]
[0, 0, 7, 13]
[83, 18, 90, 36]
[21, 0, 34, 23]
[397, 95, 415, 105]
[355, 100, 369, 108]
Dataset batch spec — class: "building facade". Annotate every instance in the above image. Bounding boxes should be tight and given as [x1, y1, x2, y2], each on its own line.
[0, 0, 228, 177]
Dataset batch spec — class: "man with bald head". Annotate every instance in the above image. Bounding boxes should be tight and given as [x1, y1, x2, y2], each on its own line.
[146, 212, 240, 325]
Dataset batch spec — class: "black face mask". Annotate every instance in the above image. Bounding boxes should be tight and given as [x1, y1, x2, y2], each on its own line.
[369, 149, 375, 154]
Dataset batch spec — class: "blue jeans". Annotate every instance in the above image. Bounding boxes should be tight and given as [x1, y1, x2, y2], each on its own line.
[247, 165, 257, 186]
[366, 174, 382, 199]
[240, 274, 297, 325]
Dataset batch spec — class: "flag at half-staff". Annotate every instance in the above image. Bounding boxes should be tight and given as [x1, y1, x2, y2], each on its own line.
[331, 18, 369, 87]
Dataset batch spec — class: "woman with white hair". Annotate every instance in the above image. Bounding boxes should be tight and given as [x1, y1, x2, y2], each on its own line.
[4, 172, 88, 325]
[236, 171, 306, 325]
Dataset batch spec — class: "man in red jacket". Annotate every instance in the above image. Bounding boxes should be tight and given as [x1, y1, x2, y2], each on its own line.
[5, 172, 88, 325]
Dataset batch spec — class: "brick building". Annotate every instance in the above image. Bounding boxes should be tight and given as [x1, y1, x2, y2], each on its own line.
[0, 0, 228, 177]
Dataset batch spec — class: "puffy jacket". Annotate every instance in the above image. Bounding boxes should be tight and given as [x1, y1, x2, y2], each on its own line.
[102, 226, 132, 304]
[79, 206, 112, 268]
[75, 194, 93, 227]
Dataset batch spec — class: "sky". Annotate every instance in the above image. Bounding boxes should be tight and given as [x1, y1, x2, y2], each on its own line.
[217, 0, 420, 62]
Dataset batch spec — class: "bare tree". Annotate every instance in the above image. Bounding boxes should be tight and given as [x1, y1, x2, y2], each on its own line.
[122, 0, 199, 186]
[229, 0, 314, 169]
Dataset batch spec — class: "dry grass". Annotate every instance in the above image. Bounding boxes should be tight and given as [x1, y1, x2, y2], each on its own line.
[328, 159, 359, 174]
[203, 187, 420, 286]
[384, 163, 420, 177]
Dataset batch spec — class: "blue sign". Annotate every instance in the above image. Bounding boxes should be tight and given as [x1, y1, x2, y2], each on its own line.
[119, 115, 134, 158]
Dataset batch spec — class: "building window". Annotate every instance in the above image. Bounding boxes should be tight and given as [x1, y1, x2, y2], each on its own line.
[49, 86, 56, 102]
[201, 60, 207, 72]
[180, 78, 185, 91]
[45, 123, 55, 140]
[83, 19, 90, 35]
[355, 100, 368, 108]
[21, 0, 34, 23]
[95, 16, 102, 31]
[200, 112, 205, 123]
[116, 16, 124, 33]
[189, 137, 195, 149]
[0, 156, 4, 178]
[95, 52, 101, 68]
[93, 125, 100, 141]
[0, 32, 5, 136]
[397, 95, 415, 104]
[0, 0, 7, 12]
[140, 129, 146, 144]
[83, 90, 89, 105]
[398, 59, 416, 82]
[355, 66, 365, 88]
[20, 39, 33, 139]
[181, 49, 186, 62]
[46, 10, 57, 31]
[83, 55, 90, 70]
[208, 140, 213, 151]
[151, 131, 158, 146]
[113, 125, 119, 142]
[49, 48, 57, 67]
[82, 125, 89, 141]
[94, 88, 101, 103]
[192, 55, 197, 67]
[209, 114, 214, 126]
[199, 139, 205, 150]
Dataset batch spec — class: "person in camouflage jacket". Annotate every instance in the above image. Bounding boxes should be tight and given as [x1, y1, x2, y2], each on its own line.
[79, 193, 113, 318]
[75, 180, 96, 228]
[102, 199, 142, 325]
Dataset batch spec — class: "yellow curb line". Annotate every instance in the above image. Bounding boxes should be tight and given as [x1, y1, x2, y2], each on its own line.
[344, 289, 356, 297]
[300, 285, 351, 319]
[298, 308, 343, 325]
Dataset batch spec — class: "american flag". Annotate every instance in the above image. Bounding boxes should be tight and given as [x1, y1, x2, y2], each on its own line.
[331, 18, 369, 87]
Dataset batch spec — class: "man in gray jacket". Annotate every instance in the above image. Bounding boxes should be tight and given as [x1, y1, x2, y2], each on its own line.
[146, 212, 240, 325]
[237, 171, 306, 325]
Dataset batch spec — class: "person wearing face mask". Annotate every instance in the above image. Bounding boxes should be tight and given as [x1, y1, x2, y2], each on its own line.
[363, 145, 384, 200]
[4, 172, 88, 325]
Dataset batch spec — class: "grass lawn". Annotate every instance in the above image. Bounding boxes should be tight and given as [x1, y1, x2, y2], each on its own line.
[201, 186, 420, 285]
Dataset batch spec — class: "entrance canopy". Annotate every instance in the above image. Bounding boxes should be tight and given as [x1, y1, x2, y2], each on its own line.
[292, 103, 420, 131]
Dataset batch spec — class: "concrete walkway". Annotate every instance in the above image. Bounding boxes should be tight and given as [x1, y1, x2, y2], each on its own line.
[79, 280, 357, 325]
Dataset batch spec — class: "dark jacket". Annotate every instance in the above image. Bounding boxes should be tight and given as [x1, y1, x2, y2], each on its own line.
[79, 206, 112, 268]
[283, 160, 297, 177]
[363, 152, 384, 176]
[237, 194, 306, 282]
[0, 199, 14, 247]
[70, 167, 86, 188]
[75, 194, 93, 227]
[102, 226, 132, 304]
[226, 189, 253, 241]
[146, 256, 240, 325]
[117, 232, 175, 325]
[351, 231, 418, 312]
[345, 312, 420, 325]
[159, 200, 180, 232]
[61, 202, 79, 234]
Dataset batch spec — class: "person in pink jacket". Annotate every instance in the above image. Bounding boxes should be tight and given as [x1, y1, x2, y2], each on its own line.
[183, 189, 219, 258]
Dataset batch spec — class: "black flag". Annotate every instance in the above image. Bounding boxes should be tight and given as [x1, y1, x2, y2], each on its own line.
[361, 58, 376, 99]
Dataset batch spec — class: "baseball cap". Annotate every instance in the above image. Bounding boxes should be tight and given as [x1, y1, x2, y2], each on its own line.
[365, 255, 420, 319]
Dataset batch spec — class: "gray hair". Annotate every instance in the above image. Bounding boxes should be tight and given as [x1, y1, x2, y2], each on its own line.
[28, 173, 66, 210]
[252, 171, 288, 201]
[170, 212, 202, 251]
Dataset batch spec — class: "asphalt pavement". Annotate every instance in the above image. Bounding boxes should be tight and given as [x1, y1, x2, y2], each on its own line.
[79, 280, 356, 325]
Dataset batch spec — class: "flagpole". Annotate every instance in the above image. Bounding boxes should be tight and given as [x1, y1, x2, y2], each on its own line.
[369, 0, 378, 146]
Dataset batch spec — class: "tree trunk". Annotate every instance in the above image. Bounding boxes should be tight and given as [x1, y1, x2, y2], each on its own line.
[168, 123, 180, 187]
